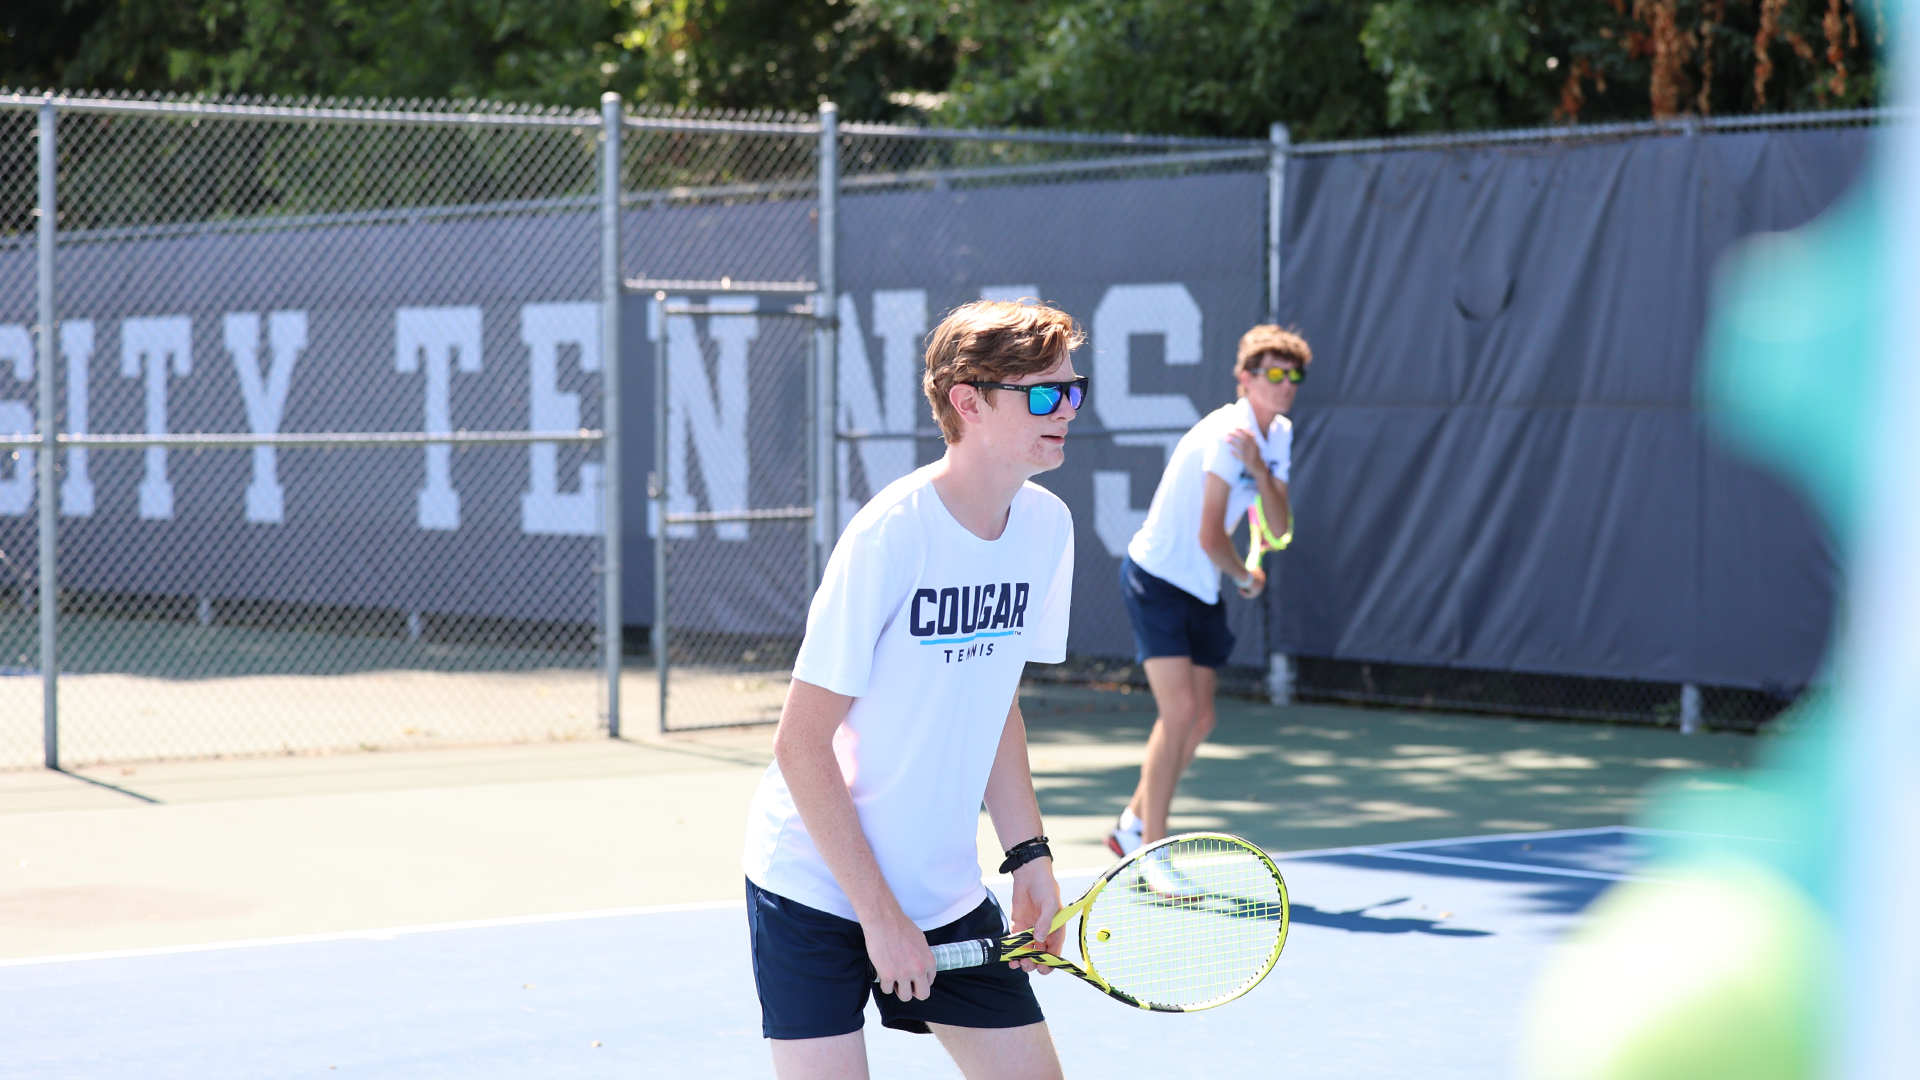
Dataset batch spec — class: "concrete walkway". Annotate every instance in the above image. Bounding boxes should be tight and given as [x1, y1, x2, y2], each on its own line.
[0, 686, 1761, 961]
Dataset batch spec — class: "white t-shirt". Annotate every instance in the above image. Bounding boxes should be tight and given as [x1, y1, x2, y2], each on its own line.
[743, 464, 1074, 930]
[1126, 398, 1291, 605]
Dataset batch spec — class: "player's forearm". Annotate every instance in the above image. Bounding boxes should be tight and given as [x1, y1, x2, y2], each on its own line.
[1199, 475, 1253, 585]
[1200, 524, 1252, 584]
[772, 685, 905, 925]
[1257, 476, 1290, 539]
[982, 700, 1046, 850]
[985, 700, 1063, 957]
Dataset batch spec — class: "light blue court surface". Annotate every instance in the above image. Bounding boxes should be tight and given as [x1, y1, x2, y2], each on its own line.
[2, 828, 1661, 1079]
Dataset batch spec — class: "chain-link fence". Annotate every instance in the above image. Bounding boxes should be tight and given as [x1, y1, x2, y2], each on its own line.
[2, 92, 620, 768]
[4, 90, 1872, 761]
[1284, 657, 1796, 732]
[1254, 110, 1883, 734]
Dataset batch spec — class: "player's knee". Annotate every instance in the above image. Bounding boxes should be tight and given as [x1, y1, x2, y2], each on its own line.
[1157, 703, 1200, 733]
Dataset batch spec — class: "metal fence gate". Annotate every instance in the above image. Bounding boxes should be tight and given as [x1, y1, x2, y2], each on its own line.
[647, 282, 821, 731]
[621, 107, 827, 733]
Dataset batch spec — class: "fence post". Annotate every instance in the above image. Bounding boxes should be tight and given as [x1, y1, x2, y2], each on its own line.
[651, 296, 669, 734]
[36, 99, 58, 770]
[600, 91, 624, 739]
[814, 103, 839, 583]
[1679, 683, 1703, 734]
[1266, 122, 1289, 324]
[1263, 120, 1290, 691]
[1267, 654, 1294, 707]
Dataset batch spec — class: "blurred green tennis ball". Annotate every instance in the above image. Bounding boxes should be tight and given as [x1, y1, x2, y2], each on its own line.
[1520, 860, 1828, 1080]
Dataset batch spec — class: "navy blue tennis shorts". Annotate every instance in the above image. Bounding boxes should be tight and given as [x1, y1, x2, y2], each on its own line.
[745, 878, 1045, 1040]
[1119, 556, 1236, 668]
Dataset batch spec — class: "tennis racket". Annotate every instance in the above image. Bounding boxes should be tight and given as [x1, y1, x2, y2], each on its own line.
[933, 832, 1289, 1012]
[1244, 495, 1292, 575]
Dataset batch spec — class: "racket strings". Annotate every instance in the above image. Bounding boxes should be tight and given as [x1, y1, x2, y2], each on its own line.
[1081, 836, 1286, 1009]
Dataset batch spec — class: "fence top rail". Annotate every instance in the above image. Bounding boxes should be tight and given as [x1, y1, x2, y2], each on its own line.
[0, 91, 602, 130]
[1292, 106, 1900, 156]
[839, 119, 1264, 150]
[2, 88, 1891, 153]
[842, 145, 1269, 191]
[625, 114, 821, 136]
[0, 430, 603, 449]
[628, 277, 819, 295]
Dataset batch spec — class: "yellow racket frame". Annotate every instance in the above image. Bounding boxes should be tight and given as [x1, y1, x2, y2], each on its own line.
[1243, 495, 1292, 574]
[993, 831, 1290, 1012]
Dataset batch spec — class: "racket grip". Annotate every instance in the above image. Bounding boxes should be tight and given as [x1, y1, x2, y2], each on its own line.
[930, 937, 995, 970]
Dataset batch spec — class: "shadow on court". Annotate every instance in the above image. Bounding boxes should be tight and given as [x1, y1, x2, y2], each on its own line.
[1016, 683, 1764, 856]
[1287, 898, 1497, 937]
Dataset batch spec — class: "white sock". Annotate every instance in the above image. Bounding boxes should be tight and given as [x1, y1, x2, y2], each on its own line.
[1118, 808, 1143, 833]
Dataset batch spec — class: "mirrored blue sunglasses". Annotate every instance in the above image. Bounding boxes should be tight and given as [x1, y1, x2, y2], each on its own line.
[964, 376, 1088, 416]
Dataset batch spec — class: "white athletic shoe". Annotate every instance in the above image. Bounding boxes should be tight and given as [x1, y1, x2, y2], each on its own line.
[1106, 821, 1143, 858]
[1137, 847, 1208, 901]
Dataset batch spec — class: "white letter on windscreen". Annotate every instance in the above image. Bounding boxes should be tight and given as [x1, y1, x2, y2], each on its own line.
[395, 306, 482, 531]
[651, 296, 755, 540]
[121, 316, 193, 520]
[519, 302, 602, 536]
[60, 321, 95, 517]
[0, 324, 32, 516]
[834, 290, 924, 529]
[1089, 284, 1203, 557]
[226, 311, 308, 524]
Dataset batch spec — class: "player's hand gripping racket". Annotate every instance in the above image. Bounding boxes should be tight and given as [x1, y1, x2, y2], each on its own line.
[936, 832, 1289, 1012]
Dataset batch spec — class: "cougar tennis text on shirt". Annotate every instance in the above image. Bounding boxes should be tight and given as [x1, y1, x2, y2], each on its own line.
[909, 582, 1030, 662]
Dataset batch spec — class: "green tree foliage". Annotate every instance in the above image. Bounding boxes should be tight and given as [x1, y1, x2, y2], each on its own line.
[1358, 0, 1882, 133]
[865, 0, 1388, 140]
[2, 1, 627, 105]
[618, 0, 952, 118]
[0, 0, 1885, 137]
[0, 0, 947, 118]
[897, 0, 1879, 137]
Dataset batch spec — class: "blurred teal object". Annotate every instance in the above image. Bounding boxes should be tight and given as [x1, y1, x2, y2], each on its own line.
[1520, 105, 1899, 1080]
[1670, 138, 1892, 918]
[1703, 180, 1883, 550]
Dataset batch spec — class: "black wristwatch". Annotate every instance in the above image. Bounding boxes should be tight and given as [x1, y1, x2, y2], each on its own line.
[998, 836, 1052, 875]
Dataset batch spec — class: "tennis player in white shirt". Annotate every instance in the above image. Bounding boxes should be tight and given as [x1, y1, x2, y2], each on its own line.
[1108, 325, 1310, 862]
[743, 300, 1085, 1080]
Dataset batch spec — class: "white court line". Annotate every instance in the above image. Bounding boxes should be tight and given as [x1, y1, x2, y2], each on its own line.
[0, 899, 744, 969]
[1350, 849, 1669, 884]
[1, 826, 1677, 969]
[1271, 824, 1668, 882]
[1267, 823, 1640, 862]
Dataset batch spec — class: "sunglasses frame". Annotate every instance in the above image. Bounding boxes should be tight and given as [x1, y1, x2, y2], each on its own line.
[1259, 364, 1306, 384]
[964, 376, 1089, 417]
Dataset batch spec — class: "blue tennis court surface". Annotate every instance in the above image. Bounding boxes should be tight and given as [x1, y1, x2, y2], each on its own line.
[1, 827, 1660, 1079]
